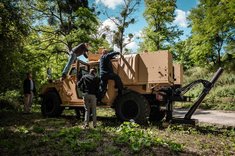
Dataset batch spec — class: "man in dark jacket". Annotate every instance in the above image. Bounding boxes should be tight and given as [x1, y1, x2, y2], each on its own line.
[23, 72, 36, 114]
[99, 49, 123, 98]
[62, 43, 89, 79]
[77, 68, 100, 128]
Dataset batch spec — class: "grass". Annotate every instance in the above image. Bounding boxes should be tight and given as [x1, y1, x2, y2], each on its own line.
[0, 105, 235, 155]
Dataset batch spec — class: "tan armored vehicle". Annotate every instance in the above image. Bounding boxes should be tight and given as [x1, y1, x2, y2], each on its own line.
[40, 50, 223, 124]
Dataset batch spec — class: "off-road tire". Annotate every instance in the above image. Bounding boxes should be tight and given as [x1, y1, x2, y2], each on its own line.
[41, 91, 63, 117]
[149, 107, 166, 122]
[145, 95, 166, 122]
[115, 91, 150, 124]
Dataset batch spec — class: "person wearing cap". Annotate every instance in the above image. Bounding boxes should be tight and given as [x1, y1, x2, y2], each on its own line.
[99, 49, 123, 99]
[77, 68, 100, 128]
[62, 43, 89, 79]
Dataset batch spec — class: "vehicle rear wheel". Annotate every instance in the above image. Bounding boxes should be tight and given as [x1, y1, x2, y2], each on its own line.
[41, 91, 63, 117]
[115, 91, 150, 124]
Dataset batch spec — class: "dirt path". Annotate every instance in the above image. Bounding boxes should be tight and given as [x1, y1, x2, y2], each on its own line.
[173, 109, 235, 126]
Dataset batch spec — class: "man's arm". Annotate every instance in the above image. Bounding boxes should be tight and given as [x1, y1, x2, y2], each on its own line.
[106, 52, 120, 59]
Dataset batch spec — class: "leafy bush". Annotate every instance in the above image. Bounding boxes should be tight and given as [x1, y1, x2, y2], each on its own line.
[114, 122, 152, 152]
[114, 122, 183, 152]
[179, 67, 235, 110]
[0, 90, 22, 111]
[32, 126, 45, 134]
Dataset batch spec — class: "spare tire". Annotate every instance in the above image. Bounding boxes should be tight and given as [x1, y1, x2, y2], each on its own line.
[115, 91, 150, 124]
[41, 91, 63, 117]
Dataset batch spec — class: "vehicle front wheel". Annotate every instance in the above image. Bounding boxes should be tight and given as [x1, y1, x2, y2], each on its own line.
[41, 91, 63, 117]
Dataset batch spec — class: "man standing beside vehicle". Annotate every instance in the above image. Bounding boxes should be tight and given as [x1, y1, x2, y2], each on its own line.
[62, 43, 89, 80]
[77, 68, 100, 128]
[99, 49, 123, 99]
[23, 72, 36, 114]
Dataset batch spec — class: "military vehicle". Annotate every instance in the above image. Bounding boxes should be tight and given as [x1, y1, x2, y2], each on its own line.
[40, 50, 223, 124]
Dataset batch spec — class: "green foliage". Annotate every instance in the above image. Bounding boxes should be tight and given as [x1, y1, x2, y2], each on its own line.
[32, 125, 45, 134]
[0, 0, 30, 93]
[114, 122, 152, 152]
[179, 67, 235, 110]
[139, 0, 183, 51]
[187, 0, 235, 66]
[16, 126, 29, 134]
[48, 126, 101, 152]
[26, 0, 100, 51]
[50, 126, 83, 151]
[1, 107, 235, 155]
[114, 122, 183, 153]
[16, 0, 107, 89]
[55, 126, 82, 138]
[165, 140, 184, 152]
[222, 41, 235, 71]
[171, 39, 194, 69]
[167, 125, 198, 135]
[0, 90, 22, 111]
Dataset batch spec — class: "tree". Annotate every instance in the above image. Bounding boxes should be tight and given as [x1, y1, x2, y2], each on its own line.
[0, 0, 30, 92]
[188, 0, 235, 66]
[104, 0, 141, 54]
[140, 0, 182, 51]
[18, 0, 106, 84]
[222, 40, 235, 71]
[170, 39, 194, 69]
[26, 0, 100, 54]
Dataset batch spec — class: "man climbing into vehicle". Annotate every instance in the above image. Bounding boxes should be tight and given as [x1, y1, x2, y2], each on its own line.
[62, 43, 89, 80]
[77, 68, 100, 128]
[99, 49, 123, 99]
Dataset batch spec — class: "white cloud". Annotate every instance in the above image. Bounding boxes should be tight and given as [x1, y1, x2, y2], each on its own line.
[95, 0, 123, 9]
[126, 41, 137, 51]
[174, 9, 189, 28]
[134, 30, 143, 38]
[100, 18, 118, 31]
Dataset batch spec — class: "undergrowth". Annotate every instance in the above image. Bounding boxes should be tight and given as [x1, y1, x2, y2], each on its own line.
[114, 122, 183, 152]
[0, 107, 234, 155]
[176, 67, 235, 110]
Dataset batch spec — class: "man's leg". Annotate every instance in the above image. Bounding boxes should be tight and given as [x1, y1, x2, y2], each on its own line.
[24, 94, 30, 113]
[62, 53, 77, 77]
[84, 94, 91, 127]
[90, 95, 97, 128]
[28, 92, 34, 112]
[100, 77, 108, 99]
[109, 73, 123, 94]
